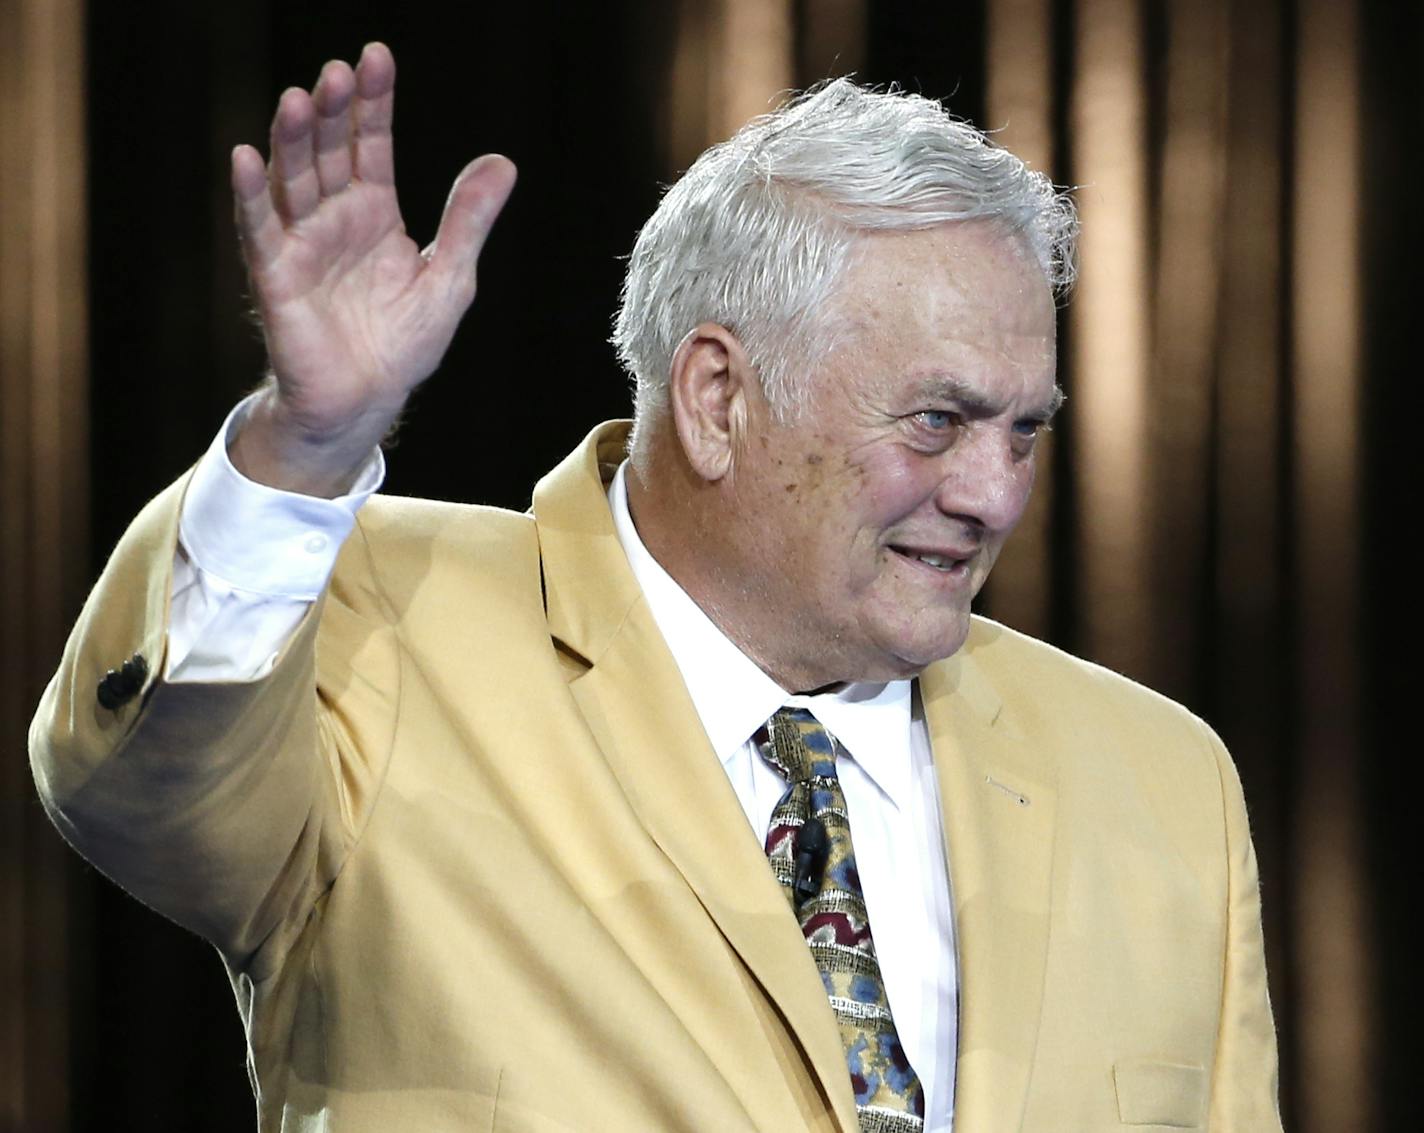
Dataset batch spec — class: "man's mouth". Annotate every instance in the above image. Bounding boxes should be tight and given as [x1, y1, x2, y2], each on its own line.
[889, 546, 972, 573]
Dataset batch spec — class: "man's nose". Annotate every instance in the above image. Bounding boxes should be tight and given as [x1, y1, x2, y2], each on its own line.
[932, 426, 1033, 532]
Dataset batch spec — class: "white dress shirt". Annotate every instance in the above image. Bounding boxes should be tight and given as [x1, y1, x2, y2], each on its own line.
[168, 398, 383, 682]
[168, 396, 958, 1129]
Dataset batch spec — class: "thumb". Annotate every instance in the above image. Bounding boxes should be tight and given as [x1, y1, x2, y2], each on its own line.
[422, 154, 518, 305]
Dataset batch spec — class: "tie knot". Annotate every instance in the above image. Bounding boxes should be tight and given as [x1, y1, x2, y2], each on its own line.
[762, 707, 839, 784]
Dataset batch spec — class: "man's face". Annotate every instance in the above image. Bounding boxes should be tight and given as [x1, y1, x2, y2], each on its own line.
[723, 220, 1059, 687]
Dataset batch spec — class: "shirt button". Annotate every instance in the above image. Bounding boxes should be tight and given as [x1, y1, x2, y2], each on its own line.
[303, 533, 328, 554]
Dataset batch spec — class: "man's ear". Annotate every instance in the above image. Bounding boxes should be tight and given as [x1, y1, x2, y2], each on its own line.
[667, 322, 757, 482]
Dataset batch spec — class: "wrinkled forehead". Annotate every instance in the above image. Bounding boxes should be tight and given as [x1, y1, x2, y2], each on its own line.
[817, 222, 1057, 356]
[840, 219, 1051, 304]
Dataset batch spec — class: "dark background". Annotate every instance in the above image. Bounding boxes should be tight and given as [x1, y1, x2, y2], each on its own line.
[24, 0, 1415, 1129]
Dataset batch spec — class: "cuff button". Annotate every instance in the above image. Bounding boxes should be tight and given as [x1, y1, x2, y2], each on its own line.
[97, 652, 149, 710]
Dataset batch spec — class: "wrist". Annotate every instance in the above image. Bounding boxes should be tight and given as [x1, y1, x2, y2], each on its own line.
[229, 385, 398, 498]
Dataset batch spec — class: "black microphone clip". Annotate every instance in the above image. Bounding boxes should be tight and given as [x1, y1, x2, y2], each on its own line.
[792, 817, 830, 906]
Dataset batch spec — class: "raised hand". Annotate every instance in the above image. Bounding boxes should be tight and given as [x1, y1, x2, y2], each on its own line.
[228, 42, 516, 495]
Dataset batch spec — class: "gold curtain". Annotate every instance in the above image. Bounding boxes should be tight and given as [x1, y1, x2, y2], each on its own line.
[1, 0, 89, 1129]
[660, 0, 868, 171]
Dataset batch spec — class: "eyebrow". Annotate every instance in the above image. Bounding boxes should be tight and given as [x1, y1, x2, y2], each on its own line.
[917, 375, 1066, 421]
[1037, 386, 1067, 421]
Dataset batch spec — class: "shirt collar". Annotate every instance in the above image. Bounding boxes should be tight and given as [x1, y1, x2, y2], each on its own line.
[785, 681, 915, 812]
[608, 463, 915, 812]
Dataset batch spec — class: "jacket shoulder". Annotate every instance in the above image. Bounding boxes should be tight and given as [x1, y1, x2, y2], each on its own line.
[961, 614, 1222, 750]
[355, 492, 535, 542]
[322, 495, 548, 654]
[339, 494, 537, 590]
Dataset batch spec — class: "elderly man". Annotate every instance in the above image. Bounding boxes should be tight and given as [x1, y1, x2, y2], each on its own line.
[31, 42, 1279, 1133]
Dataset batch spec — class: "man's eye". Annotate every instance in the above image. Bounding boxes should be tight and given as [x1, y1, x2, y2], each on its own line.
[915, 410, 958, 430]
[1013, 418, 1049, 438]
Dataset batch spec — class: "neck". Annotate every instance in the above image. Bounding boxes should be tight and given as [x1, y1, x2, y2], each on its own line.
[626, 451, 849, 692]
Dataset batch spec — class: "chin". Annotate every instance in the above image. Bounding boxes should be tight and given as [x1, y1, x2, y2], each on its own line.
[883, 623, 972, 675]
[814, 606, 972, 684]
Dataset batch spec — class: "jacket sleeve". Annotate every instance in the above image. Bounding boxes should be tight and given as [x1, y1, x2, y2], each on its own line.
[27, 472, 385, 980]
[1202, 720, 1284, 1132]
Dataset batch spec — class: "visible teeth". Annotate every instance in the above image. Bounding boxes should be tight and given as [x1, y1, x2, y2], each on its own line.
[915, 553, 954, 569]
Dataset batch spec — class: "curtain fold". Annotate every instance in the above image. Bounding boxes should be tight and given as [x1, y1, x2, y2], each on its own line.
[1, 1, 89, 1129]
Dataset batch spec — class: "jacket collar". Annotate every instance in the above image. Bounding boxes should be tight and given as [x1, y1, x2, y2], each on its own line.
[532, 422, 859, 1130]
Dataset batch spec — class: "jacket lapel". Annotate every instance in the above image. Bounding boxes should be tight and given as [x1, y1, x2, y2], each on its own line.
[921, 630, 1057, 1132]
[532, 423, 860, 1133]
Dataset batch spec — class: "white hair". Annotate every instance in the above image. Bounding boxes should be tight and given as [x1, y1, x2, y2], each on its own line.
[611, 78, 1078, 460]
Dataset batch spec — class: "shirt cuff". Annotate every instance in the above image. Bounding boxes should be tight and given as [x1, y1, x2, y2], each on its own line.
[178, 393, 386, 599]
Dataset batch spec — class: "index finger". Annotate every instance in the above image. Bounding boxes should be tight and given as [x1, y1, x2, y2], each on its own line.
[352, 41, 396, 186]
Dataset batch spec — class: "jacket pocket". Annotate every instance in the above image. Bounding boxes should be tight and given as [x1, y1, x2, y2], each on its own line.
[1113, 1058, 1207, 1128]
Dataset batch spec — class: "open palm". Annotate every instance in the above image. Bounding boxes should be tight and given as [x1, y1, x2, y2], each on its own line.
[230, 42, 515, 484]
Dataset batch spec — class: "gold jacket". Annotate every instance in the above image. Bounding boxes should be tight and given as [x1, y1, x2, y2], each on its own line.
[31, 422, 1281, 1132]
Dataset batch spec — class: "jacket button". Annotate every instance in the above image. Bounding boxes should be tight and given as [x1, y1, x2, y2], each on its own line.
[97, 652, 149, 710]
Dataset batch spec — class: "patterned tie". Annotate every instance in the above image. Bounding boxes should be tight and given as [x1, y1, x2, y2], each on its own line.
[758, 707, 926, 1132]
